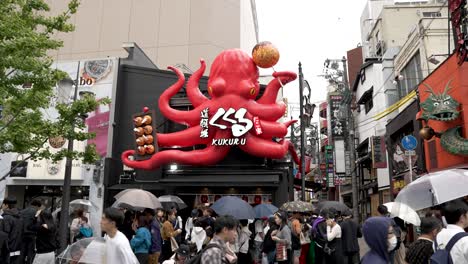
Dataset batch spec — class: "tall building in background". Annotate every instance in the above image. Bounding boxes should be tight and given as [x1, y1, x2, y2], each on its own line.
[46, 0, 259, 73]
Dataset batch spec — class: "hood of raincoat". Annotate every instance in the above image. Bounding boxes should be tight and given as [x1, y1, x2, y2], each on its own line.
[361, 216, 391, 264]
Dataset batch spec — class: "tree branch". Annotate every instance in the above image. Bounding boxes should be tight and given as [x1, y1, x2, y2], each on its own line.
[0, 112, 21, 133]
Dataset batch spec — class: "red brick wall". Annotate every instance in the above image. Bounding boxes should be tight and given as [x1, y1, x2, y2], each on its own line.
[347, 47, 363, 88]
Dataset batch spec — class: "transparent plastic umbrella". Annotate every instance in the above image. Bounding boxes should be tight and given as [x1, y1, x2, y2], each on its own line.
[70, 199, 98, 212]
[384, 202, 420, 226]
[158, 195, 187, 210]
[113, 189, 161, 211]
[56, 237, 106, 263]
[394, 168, 468, 212]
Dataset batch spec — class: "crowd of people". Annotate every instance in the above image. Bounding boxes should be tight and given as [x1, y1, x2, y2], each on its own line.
[1, 196, 468, 264]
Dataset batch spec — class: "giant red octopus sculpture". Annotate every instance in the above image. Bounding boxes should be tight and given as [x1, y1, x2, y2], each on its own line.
[122, 49, 303, 170]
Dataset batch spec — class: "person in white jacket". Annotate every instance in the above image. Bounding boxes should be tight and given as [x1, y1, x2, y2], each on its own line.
[185, 209, 200, 241]
[435, 199, 468, 264]
[237, 220, 252, 263]
[189, 220, 207, 252]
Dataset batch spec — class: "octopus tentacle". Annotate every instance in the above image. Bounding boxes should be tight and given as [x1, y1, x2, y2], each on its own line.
[186, 59, 209, 108]
[257, 71, 297, 104]
[159, 66, 203, 127]
[246, 100, 286, 121]
[246, 113, 296, 139]
[157, 126, 213, 148]
[121, 130, 231, 170]
[239, 133, 290, 159]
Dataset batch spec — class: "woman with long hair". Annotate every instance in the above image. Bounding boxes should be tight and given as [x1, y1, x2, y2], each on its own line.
[272, 210, 292, 264]
[160, 210, 183, 262]
[32, 210, 57, 264]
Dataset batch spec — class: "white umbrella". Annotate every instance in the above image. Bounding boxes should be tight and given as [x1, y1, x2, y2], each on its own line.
[394, 168, 468, 211]
[385, 202, 420, 226]
[113, 189, 161, 211]
[70, 199, 98, 212]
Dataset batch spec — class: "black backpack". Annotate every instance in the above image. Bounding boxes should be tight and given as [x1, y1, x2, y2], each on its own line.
[430, 232, 468, 264]
[187, 243, 222, 264]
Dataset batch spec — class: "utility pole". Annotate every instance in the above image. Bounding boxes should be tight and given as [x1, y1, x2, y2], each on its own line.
[341, 57, 359, 221]
[298, 62, 306, 201]
[58, 61, 80, 252]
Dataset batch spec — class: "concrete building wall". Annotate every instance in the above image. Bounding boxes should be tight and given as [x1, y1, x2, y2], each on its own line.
[46, 0, 258, 74]
[367, 4, 447, 58]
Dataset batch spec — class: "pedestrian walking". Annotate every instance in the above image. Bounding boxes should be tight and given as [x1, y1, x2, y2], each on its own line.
[377, 204, 401, 264]
[312, 209, 328, 264]
[131, 214, 152, 264]
[237, 219, 252, 263]
[325, 209, 343, 264]
[262, 216, 278, 264]
[340, 210, 362, 264]
[0, 197, 24, 264]
[160, 209, 183, 262]
[405, 217, 442, 264]
[0, 227, 9, 264]
[434, 199, 468, 263]
[272, 210, 292, 264]
[171, 207, 183, 244]
[361, 216, 395, 264]
[70, 209, 85, 243]
[290, 213, 303, 264]
[145, 208, 164, 264]
[31, 210, 57, 264]
[20, 199, 42, 264]
[185, 209, 201, 241]
[201, 215, 239, 264]
[189, 219, 208, 253]
[101, 207, 139, 264]
[253, 218, 266, 263]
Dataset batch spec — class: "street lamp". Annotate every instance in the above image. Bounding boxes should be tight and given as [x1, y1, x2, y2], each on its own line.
[57, 61, 81, 252]
[298, 63, 317, 201]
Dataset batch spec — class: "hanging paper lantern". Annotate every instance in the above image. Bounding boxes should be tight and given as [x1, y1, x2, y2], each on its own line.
[252, 41, 280, 68]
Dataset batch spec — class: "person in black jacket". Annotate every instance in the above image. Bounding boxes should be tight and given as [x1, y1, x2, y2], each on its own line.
[31, 210, 57, 264]
[20, 199, 42, 264]
[262, 216, 278, 264]
[1, 197, 23, 264]
[339, 210, 362, 264]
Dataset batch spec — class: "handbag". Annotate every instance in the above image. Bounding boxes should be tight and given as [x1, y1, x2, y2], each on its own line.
[275, 242, 287, 261]
[170, 236, 179, 252]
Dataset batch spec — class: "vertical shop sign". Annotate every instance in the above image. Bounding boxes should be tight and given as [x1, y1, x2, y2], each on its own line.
[325, 145, 335, 187]
[372, 136, 387, 168]
[329, 93, 346, 138]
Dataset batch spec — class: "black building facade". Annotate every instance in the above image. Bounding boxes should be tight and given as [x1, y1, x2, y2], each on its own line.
[103, 62, 294, 210]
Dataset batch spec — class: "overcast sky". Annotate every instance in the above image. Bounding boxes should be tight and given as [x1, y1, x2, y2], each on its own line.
[256, 0, 369, 118]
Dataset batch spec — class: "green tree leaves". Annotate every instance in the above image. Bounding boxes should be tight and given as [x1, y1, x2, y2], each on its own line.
[0, 0, 107, 180]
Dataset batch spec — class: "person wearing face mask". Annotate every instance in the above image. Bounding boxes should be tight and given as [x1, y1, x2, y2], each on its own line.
[435, 199, 468, 263]
[405, 217, 442, 264]
[361, 216, 396, 264]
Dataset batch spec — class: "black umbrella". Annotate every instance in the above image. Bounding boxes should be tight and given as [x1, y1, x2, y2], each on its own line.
[211, 196, 255, 219]
[316, 201, 350, 216]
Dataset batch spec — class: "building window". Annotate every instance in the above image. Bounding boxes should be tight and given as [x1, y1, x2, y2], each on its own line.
[365, 98, 374, 113]
[422, 12, 441, 18]
[357, 87, 374, 114]
[398, 51, 422, 98]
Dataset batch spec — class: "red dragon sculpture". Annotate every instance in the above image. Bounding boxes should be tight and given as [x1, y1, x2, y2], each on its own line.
[122, 49, 303, 170]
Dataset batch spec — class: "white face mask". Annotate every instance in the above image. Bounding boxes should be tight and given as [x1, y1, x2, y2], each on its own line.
[388, 236, 398, 252]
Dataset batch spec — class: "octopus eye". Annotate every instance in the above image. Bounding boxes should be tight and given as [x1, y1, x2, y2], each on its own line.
[208, 86, 213, 95]
[249, 87, 256, 96]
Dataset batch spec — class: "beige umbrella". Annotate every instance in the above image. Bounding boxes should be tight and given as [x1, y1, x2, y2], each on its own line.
[113, 189, 161, 211]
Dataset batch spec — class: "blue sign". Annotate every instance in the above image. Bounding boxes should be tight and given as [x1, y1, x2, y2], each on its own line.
[401, 135, 417, 150]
